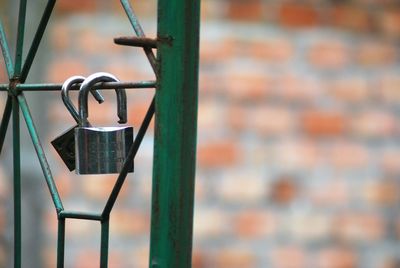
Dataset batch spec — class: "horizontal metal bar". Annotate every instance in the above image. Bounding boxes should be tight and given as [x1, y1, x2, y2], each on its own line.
[114, 36, 157, 48]
[0, 80, 156, 92]
[58, 211, 103, 221]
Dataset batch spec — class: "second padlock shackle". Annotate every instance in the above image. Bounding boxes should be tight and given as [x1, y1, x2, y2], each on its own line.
[61, 75, 105, 123]
[78, 72, 128, 127]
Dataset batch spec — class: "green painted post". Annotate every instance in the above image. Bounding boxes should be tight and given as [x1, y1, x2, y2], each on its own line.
[12, 96, 21, 268]
[149, 0, 201, 267]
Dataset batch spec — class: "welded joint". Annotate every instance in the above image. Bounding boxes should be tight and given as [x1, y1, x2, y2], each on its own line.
[8, 79, 21, 97]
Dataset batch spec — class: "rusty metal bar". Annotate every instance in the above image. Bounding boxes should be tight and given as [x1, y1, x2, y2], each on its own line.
[114, 36, 157, 48]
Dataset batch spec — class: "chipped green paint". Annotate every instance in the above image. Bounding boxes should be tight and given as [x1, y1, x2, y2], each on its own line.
[149, 0, 201, 267]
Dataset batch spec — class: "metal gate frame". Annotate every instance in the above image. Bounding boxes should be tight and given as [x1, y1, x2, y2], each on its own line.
[0, 0, 200, 267]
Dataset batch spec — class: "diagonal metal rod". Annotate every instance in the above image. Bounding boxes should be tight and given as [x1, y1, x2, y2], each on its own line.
[0, 96, 12, 154]
[18, 93, 63, 212]
[120, 0, 158, 75]
[12, 96, 21, 268]
[14, 0, 27, 76]
[20, 0, 56, 82]
[0, 21, 14, 78]
[102, 97, 154, 217]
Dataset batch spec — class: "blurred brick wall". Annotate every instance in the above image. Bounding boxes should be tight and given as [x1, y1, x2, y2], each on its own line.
[1, 0, 400, 267]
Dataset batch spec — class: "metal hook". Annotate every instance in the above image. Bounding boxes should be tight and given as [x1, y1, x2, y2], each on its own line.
[78, 72, 127, 127]
[61, 76, 105, 123]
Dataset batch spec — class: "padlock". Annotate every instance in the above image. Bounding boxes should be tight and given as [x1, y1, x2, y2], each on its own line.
[75, 72, 134, 175]
[51, 76, 104, 171]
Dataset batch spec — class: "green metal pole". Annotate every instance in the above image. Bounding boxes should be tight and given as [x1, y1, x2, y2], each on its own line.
[149, 0, 200, 267]
[100, 220, 109, 268]
[0, 96, 12, 153]
[12, 96, 21, 268]
[56, 219, 65, 268]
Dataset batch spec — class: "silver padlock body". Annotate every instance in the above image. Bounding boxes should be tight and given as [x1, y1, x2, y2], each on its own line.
[75, 126, 134, 174]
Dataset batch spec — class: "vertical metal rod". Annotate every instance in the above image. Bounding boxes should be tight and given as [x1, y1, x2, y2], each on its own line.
[56, 219, 65, 268]
[0, 96, 12, 153]
[102, 97, 154, 217]
[20, 0, 56, 82]
[149, 0, 201, 267]
[100, 220, 109, 268]
[12, 96, 21, 268]
[17, 94, 63, 211]
[14, 0, 27, 76]
[0, 21, 14, 78]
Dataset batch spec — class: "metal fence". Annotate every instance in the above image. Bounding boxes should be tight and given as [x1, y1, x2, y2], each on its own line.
[0, 0, 200, 267]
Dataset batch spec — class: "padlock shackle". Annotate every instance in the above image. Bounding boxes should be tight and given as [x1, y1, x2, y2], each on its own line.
[78, 72, 128, 127]
[61, 76, 105, 124]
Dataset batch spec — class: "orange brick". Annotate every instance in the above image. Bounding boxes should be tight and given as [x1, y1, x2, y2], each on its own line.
[198, 140, 239, 168]
[81, 174, 130, 201]
[212, 248, 257, 268]
[302, 111, 346, 137]
[279, 3, 319, 27]
[46, 57, 89, 83]
[250, 38, 294, 63]
[379, 9, 400, 38]
[110, 210, 149, 235]
[363, 179, 399, 206]
[276, 74, 319, 103]
[351, 110, 396, 138]
[329, 77, 370, 103]
[379, 75, 400, 104]
[227, 0, 264, 21]
[223, 71, 275, 102]
[308, 40, 349, 69]
[271, 246, 307, 268]
[233, 210, 276, 238]
[57, 0, 97, 13]
[227, 104, 247, 131]
[310, 179, 349, 207]
[250, 106, 294, 136]
[381, 149, 400, 174]
[356, 41, 396, 66]
[330, 5, 371, 32]
[329, 142, 370, 169]
[316, 247, 358, 268]
[333, 213, 385, 242]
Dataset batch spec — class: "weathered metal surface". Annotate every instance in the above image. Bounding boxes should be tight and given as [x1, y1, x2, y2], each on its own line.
[0, 22, 13, 77]
[14, 0, 27, 77]
[0, 80, 156, 91]
[149, 0, 201, 267]
[114, 36, 158, 48]
[12, 96, 21, 268]
[0, 96, 12, 153]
